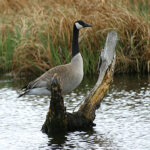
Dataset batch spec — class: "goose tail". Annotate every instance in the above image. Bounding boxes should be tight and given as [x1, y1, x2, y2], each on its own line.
[18, 90, 29, 98]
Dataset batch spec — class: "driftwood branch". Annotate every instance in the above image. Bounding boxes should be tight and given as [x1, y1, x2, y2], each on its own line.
[42, 31, 118, 134]
[78, 30, 117, 120]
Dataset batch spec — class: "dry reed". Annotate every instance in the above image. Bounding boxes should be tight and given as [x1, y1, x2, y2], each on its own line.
[0, 0, 149, 76]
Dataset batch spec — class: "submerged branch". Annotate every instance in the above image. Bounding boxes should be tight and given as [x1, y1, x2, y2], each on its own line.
[78, 31, 117, 120]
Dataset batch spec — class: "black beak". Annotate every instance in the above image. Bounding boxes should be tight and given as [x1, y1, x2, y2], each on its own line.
[84, 23, 92, 27]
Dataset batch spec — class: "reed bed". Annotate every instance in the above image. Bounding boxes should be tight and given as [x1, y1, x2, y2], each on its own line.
[0, 0, 149, 77]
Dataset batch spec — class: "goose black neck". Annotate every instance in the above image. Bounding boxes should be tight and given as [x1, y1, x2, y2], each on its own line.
[72, 25, 79, 58]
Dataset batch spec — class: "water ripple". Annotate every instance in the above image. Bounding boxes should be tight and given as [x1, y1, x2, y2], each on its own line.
[0, 75, 150, 150]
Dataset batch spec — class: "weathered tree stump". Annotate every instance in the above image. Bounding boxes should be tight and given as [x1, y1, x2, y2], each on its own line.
[42, 31, 118, 135]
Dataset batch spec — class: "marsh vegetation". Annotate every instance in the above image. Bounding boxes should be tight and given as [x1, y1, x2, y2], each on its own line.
[0, 0, 149, 77]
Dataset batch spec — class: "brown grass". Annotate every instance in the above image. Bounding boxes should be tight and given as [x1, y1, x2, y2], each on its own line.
[0, 0, 149, 76]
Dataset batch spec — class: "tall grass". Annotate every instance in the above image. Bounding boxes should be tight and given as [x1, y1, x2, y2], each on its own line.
[125, 0, 150, 15]
[0, 28, 17, 72]
[0, 0, 149, 77]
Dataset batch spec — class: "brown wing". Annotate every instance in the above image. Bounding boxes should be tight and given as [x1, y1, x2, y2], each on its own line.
[25, 64, 71, 90]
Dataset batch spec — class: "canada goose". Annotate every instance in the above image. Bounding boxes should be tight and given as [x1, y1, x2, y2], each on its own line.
[19, 20, 92, 97]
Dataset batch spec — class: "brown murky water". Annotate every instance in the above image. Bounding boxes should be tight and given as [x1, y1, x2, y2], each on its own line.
[0, 74, 150, 150]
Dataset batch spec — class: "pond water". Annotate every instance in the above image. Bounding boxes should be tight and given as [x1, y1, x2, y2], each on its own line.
[0, 74, 150, 150]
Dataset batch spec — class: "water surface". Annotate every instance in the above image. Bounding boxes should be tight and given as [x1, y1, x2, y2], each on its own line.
[0, 74, 150, 150]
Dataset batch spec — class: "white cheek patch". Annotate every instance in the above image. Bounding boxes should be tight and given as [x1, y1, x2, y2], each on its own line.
[75, 22, 83, 29]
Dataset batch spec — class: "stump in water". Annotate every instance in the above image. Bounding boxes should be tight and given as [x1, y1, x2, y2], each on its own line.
[42, 31, 118, 135]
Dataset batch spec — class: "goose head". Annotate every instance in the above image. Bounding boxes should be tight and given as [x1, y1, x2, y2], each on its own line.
[74, 20, 92, 30]
[72, 20, 92, 58]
